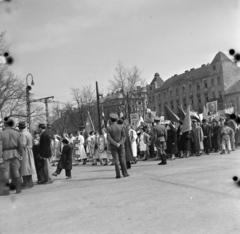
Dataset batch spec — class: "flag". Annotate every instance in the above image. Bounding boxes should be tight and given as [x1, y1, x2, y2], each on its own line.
[85, 111, 94, 133]
[101, 111, 105, 129]
[180, 105, 192, 134]
[164, 104, 180, 122]
[177, 104, 186, 121]
[137, 116, 144, 128]
[190, 110, 200, 121]
[120, 112, 124, 119]
[203, 106, 208, 121]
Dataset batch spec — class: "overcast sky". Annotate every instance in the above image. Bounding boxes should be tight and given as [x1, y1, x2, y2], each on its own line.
[0, 0, 239, 104]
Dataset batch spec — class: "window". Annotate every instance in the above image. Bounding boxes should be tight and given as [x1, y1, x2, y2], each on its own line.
[189, 84, 192, 91]
[218, 91, 222, 98]
[158, 93, 160, 99]
[138, 101, 141, 105]
[176, 88, 179, 95]
[197, 84, 200, 90]
[205, 95, 208, 102]
[164, 92, 166, 99]
[211, 79, 214, 86]
[217, 77, 221, 85]
[171, 102, 174, 110]
[182, 86, 185, 94]
[170, 90, 172, 97]
[212, 92, 215, 99]
[213, 65, 216, 70]
[204, 81, 208, 88]
[150, 87, 152, 91]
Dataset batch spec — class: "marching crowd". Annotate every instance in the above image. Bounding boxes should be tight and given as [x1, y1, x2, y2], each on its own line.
[0, 112, 240, 196]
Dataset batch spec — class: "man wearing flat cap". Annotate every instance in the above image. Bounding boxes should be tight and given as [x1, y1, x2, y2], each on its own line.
[38, 123, 53, 184]
[153, 117, 168, 165]
[0, 117, 23, 196]
[107, 113, 129, 178]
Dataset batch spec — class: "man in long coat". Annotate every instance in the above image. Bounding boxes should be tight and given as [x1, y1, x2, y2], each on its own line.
[38, 123, 53, 184]
[107, 113, 129, 178]
[228, 117, 237, 151]
[191, 120, 203, 156]
[202, 119, 212, 155]
[0, 117, 23, 195]
[166, 122, 178, 160]
[18, 122, 36, 189]
[211, 119, 221, 152]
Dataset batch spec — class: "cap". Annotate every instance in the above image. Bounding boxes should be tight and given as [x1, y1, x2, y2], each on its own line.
[62, 139, 69, 144]
[38, 123, 46, 129]
[154, 117, 160, 122]
[110, 113, 118, 120]
[117, 119, 124, 124]
[3, 117, 15, 127]
[18, 121, 26, 129]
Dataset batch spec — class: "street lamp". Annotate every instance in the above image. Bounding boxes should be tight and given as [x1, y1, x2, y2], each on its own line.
[26, 73, 34, 132]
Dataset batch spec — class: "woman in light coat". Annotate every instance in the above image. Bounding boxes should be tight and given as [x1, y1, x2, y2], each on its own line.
[18, 122, 36, 189]
[129, 126, 138, 163]
[75, 131, 87, 165]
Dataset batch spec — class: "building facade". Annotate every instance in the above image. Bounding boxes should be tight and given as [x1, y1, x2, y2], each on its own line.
[147, 52, 240, 116]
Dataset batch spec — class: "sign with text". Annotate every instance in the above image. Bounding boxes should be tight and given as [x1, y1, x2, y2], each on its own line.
[73, 140, 80, 158]
[130, 113, 139, 129]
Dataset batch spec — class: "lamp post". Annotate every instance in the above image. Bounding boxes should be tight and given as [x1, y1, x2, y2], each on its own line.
[26, 73, 34, 132]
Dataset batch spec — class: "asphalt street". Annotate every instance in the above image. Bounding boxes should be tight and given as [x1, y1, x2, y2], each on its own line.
[1, 150, 240, 234]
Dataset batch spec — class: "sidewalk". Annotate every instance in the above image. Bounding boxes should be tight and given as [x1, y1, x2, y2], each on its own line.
[1, 151, 240, 234]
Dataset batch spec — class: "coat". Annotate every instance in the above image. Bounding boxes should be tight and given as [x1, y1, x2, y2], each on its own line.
[166, 128, 178, 154]
[177, 125, 185, 151]
[39, 130, 52, 159]
[123, 127, 134, 162]
[1, 127, 23, 161]
[191, 126, 203, 151]
[19, 129, 36, 176]
[75, 135, 87, 159]
[129, 129, 137, 157]
[212, 125, 221, 150]
[202, 124, 212, 149]
[57, 144, 72, 170]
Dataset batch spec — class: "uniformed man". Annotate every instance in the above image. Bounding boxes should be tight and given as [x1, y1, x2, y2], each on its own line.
[0, 117, 23, 196]
[107, 113, 129, 178]
[153, 117, 168, 165]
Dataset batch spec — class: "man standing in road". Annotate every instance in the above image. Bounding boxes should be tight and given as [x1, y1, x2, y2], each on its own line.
[153, 117, 168, 165]
[38, 123, 53, 184]
[107, 113, 129, 178]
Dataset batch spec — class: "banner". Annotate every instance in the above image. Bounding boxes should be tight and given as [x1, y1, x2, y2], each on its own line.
[130, 113, 139, 129]
[180, 105, 192, 134]
[206, 101, 218, 117]
[164, 104, 180, 122]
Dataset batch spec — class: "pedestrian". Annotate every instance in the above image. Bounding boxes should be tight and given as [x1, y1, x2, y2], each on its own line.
[166, 122, 178, 160]
[153, 117, 168, 165]
[228, 116, 237, 151]
[38, 123, 53, 184]
[220, 121, 232, 154]
[18, 122, 36, 189]
[0, 117, 23, 196]
[129, 126, 138, 164]
[177, 121, 184, 158]
[202, 119, 212, 155]
[52, 139, 72, 179]
[107, 113, 129, 178]
[191, 119, 203, 156]
[75, 131, 87, 165]
[211, 119, 221, 152]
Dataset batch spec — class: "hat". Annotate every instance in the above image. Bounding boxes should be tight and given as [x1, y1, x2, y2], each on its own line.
[109, 113, 118, 120]
[18, 121, 26, 129]
[202, 119, 207, 123]
[38, 123, 46, 129]
[62, 139, 69, 144]
[154, 117, 160, 122]
[3, 117, 15, 127]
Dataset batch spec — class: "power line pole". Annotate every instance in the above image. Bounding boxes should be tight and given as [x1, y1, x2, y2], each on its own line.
[96, 82, 102, 135]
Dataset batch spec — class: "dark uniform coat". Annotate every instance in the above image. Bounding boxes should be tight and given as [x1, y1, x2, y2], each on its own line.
[202, 124, 212, 152]
[212, 124, 221, 151]
[166, 128, 178, 154]
[123, 127, 134, 163]
[39, 131, 52, 159]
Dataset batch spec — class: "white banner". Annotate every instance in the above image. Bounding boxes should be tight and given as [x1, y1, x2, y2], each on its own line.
[130, 113, 139, 129]
[206, 101, 218, 117]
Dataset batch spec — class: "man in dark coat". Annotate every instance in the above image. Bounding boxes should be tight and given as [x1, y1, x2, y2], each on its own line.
[38, 123, 53, 184]
[166, 122, 178, 160]
[211, 119, 221, 152]
[202, 119, 212, 155]
[52, 139, 72, 179]
[191, 120, 203, 156]
[107, 113, 129, 178]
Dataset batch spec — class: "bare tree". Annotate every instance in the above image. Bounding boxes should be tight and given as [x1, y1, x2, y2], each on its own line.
[108, 62, 145, 95]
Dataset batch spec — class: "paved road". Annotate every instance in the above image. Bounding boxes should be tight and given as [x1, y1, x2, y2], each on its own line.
[1, 151, 240, 234]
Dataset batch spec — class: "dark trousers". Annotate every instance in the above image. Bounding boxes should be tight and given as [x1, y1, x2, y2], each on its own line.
[203, 138, 210, 153]
[111, 146, 128, 177]
[156, 141, 166, 162]
[56, 168, 71, 177]
[0, 158, 21, 180]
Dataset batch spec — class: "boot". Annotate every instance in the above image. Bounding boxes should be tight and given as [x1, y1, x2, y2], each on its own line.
[0, 180, 10, 196]
[15, 177, 22, 194]
[220, 150, 225, 155]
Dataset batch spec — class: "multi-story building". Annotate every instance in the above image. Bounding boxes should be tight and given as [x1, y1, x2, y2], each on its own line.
[147, 52, 240, 116]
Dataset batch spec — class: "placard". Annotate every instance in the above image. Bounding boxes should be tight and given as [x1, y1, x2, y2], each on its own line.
[130, 113, 139, 129]
[206, 101, 218, 117]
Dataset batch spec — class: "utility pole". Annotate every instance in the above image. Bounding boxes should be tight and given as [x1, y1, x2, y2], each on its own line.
[26, 74, 34, 133]
[30, 96, 54, 132]
[127, 91, 131, 124]
[96, 82, 102, 135]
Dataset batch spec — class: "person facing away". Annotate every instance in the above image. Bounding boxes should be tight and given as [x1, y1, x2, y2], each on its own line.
[38, 123, 53, 184]
[52, 139, 72, 179]
[107, 113, 129, 179]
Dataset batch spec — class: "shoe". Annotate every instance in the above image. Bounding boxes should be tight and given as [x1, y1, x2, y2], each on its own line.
[21, 185, 31, 190]
[158, 161, 166, 165]
[66, 176, 72, 179]
[228, 151, 230, 154]
[171, 157, 175, 160]
[116, 176, 121, 179]
[43, 180, 53, 185]
[37, 181, 47, 185]
[124, 174, 129, 177]
[15, 177, 22, 194]
[143, 158, 147, 161]
[52, 172, 58, 177]
[220, 151, 225, 155]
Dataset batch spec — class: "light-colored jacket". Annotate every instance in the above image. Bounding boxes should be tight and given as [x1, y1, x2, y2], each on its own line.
[1, 127, 23, 161]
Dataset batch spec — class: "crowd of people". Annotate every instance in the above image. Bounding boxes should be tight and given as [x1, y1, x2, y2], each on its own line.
[0, 112, 239, 196]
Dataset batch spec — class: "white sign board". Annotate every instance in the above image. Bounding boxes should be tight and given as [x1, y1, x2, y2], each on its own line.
[130, 113, 139, 129]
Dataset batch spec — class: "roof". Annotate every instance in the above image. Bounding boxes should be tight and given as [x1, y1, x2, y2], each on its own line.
[225, 80, 240, 95]
[211, 51, 232, 64]
[150, 73, 164, 87]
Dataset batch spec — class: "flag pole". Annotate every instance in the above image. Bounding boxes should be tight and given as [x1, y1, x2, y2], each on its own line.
[96, 81, 102, 135]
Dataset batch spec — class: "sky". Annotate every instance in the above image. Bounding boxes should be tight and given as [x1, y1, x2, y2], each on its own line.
[0, 0, 240, 105]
